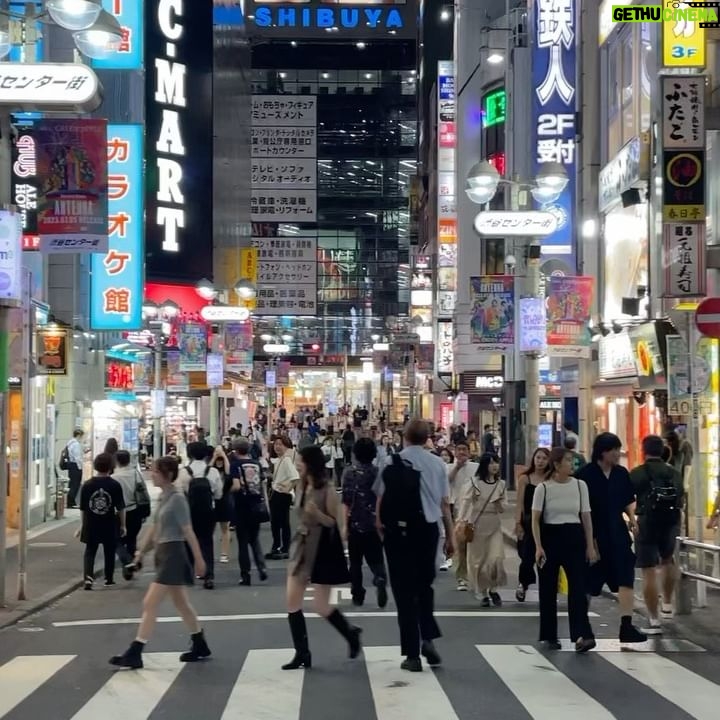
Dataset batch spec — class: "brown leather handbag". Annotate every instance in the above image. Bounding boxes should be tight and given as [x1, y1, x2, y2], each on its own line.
[459, 480, 500, 544]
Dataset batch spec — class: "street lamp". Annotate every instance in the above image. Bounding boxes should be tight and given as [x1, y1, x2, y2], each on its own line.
[0, 2, 122, 61]
[465, 160, 570, 460]
[234, 278, 258, 301]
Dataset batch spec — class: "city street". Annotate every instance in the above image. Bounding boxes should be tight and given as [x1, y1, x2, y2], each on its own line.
[0, 543, 718, 720]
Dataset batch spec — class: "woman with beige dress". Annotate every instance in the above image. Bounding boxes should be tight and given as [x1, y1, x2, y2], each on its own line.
[456, 452, 507, 607]
[282, 445, 363, 670]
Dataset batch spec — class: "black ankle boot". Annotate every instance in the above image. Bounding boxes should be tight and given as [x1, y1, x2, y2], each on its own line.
[109, 640, 144, 669]
[180, 630, 212, 662]
[326, 609, 362, 659]
[282, 611, 312, 670]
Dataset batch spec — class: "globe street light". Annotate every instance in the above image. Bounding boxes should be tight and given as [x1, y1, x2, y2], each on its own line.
[234, 278, 258, 300]
[46, 0, 102, 30]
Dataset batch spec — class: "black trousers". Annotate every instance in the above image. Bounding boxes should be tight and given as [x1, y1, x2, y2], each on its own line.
[384, 521, 441, 658]
[193, 523, 216, 579]
[116, 508, 143, 566]
[67, 463, 82, 508]
[348, 529, 387, 599]
[538, 523, 594, 643]
[270, 492, 292, 553]
[236, 515, 266, 575]
[84, 536, 116, 582]
[518, 517, 537, 590]
[334, 459, 345, 488]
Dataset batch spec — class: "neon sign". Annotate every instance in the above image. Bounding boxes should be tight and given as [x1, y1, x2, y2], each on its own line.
[253, 5, 404, 29]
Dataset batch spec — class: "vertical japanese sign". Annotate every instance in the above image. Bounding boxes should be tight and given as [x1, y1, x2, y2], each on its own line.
[92, 0, 144, 70]
[436, 61, 456, 319]
[666, 334, 716, 415]
[251, 96, 317, 221]
[661, 75, 706, 298]
[469, 276, 514, 350]
[546, 275, 593, 357]
[90, 124, 144, 331]
[531, 0, 577, 274]
[436, 320, 454, 374]
[178, 323, 207, 371]
[132, 354, 153, 393]
[35, 118, 108, 254]
[12, 125, 40, 250]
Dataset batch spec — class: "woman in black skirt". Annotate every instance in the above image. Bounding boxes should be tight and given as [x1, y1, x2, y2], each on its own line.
[282, 445, 362, 670]
[109, 456, 211, 669]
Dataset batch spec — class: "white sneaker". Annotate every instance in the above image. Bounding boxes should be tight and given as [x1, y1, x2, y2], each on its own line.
[439, 559, 451, 571]
[219, 554, 229, 564]
[660, 603, 674, 618]
[642, 617, 662, 635]
[456, 580, 468, 591]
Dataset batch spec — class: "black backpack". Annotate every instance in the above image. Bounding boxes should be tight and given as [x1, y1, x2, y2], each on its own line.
[644, 464, 681, 526]
[379, 454, 425, 531]
[186, 464, 215, 527]
[59, 445, 70, 471]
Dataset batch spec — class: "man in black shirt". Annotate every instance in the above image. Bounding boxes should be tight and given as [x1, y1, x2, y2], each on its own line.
[80, 452, 126, 590]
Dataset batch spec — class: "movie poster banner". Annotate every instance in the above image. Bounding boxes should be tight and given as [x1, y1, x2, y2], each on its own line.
[35, 118, 108, 254]
[224, 322, 253, 375]
[178, 323, 207, 371]
[276, 360, 291, 387]
[546, 276, 593, 358]
[166, 351, 190, 393]
[133, 354, 153, 393]
[469, 276, 514, 350]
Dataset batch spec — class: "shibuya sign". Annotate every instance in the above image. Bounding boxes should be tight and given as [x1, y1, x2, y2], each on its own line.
[145, 0, 213, 282]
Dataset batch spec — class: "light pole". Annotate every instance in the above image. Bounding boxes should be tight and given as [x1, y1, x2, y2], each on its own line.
[142, 299, 180, 461]
[465, 160, 569, 460]
[196, 278, 257, 445]
[0, 0, 122, 608]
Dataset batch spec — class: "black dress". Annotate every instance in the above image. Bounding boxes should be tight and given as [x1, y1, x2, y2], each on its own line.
[517, 480, 538, 590]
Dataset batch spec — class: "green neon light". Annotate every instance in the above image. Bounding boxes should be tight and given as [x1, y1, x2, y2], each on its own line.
[482, 89, 506, 129]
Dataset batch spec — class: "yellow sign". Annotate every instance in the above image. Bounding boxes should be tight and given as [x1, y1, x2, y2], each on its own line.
[663, 204, 705, 221]
[240, 247, 258, 283]
[662, 13, 705, 68]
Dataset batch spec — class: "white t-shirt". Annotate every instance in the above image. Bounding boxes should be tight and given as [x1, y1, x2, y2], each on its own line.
[531, 478, 590, 525]
[273, 454, 299, 494]
[177, 460, 223, 500]
[449, 461, 479, 507]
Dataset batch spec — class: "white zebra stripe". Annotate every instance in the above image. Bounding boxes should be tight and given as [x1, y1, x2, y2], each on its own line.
[477, 645, 616, 719]
[364, 646, 460, 720]
[600, 652, 719, 719]
[70, 653, 182, 719]
[0, 655, 75, 718]
[221, 649, 305, 720]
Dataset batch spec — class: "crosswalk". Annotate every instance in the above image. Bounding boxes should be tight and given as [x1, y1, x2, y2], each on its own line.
[0, 644, 717, 719]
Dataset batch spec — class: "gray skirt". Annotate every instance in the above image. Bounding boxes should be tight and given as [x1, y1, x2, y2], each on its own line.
[155, 541, 194, 586]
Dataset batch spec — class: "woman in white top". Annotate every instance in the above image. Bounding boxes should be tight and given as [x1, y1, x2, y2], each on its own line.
[268, 436, 300, 559]
[531, 447, 597, 653]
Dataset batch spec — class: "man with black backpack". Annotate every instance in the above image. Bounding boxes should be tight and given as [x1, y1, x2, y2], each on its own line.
[374, 420, 455, 672]
[630, 434, 684, 635]
[177, 442, 223, 589]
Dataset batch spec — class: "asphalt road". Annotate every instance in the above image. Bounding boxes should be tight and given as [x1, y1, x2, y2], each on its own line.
[0, 539, 719, 720]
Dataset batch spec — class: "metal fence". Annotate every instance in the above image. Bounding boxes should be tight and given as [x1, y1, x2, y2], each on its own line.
[674, 537, 720, 614]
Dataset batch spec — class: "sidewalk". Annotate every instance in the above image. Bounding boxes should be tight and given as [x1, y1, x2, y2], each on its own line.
[0, 511, 85, 629]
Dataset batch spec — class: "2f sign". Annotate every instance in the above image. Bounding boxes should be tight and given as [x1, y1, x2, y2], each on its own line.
[537, 113, 574, 135]
[154, 0, 186, 253]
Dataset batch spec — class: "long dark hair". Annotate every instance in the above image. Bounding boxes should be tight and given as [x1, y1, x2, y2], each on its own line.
[299, 445, 328, 489]
[523, 447, 550, 477]
[477, 452, 500, 482]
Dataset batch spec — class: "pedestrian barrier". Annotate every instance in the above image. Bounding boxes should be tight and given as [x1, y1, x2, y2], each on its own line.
[674, 537, 720, 614]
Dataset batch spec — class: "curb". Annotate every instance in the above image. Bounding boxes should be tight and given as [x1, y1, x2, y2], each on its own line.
[0, 577, 87, 630]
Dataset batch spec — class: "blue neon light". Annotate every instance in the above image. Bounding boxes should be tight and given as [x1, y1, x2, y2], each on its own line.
[92, 0, 143, 70]
[254, 6, 404, 29]
[90, 124, 144, 331]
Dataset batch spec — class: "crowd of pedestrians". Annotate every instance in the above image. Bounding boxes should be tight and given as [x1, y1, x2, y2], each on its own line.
[64, 410, 693, 671]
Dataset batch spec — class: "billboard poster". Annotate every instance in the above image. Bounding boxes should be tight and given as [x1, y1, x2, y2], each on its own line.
[277, 360, 291, 387]
[225, 322, 254, 375]
[518, 297, 547, 353]
[178, 323, 207, 371]
[531, 0, 577, 274]
[35, 118, 108, 254]
[90, 124, 144, 331]
[132, 353, 153, 393]
[436, 320, 453, 373]
[166, 351, 189, 393]
[546, 275, 593, 357]
[469, 276, 514, 350]
[666, 334, 718, 416]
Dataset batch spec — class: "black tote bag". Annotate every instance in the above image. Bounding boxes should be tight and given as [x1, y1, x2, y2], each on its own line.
[311, 524, 350, 585]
